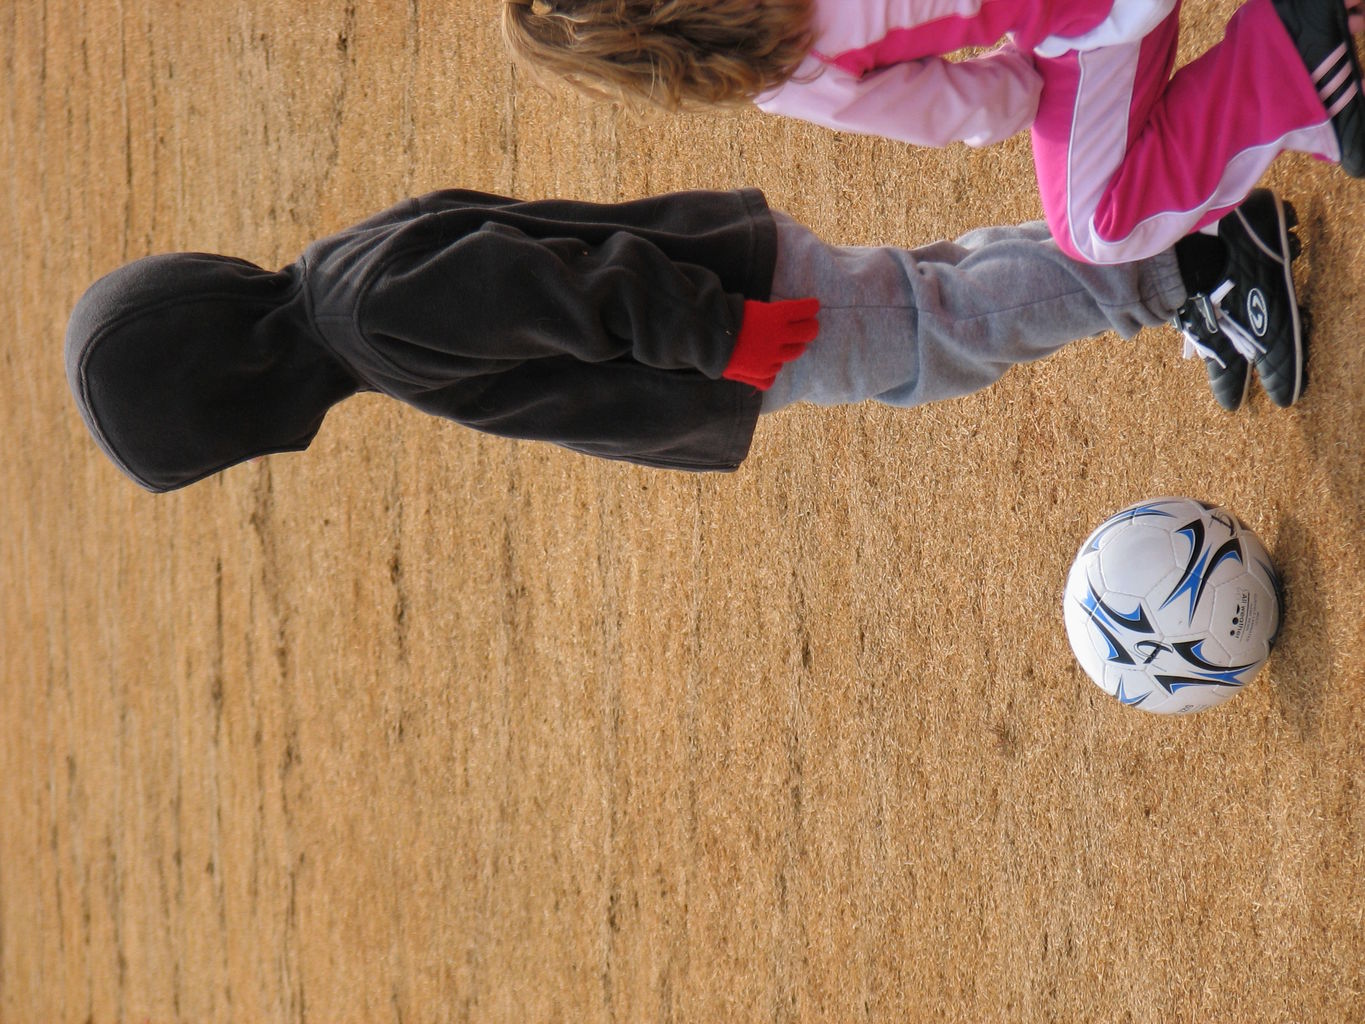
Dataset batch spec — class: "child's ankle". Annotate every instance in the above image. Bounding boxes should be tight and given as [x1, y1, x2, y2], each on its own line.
[1174, 232, 1229, 295]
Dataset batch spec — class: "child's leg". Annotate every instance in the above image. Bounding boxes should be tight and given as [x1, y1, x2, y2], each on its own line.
[759, 212, 1186, 412]
[1031, 0, 1338, 264]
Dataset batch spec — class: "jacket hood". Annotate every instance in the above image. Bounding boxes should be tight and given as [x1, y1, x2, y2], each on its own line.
[65, 253, 357, 492]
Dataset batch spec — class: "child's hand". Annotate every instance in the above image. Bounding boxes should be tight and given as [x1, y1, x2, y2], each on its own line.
[723, 298, 820, 390]
[1351, 0, 1364, 34]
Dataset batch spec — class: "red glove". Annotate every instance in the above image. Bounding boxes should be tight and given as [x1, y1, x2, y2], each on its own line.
[722, 298, 820, 390]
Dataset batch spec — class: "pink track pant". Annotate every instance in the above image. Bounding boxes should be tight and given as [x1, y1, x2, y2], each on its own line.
[1030, 0, 1338, 264]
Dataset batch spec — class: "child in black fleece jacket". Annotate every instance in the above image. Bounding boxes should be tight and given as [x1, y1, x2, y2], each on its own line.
[64, 186, 1304, 493]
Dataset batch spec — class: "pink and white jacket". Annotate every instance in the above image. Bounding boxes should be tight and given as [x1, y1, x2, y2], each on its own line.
[756, 0, 1177, 147]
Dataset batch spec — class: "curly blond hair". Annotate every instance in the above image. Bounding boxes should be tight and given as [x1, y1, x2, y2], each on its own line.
[501, 0, 814, 111]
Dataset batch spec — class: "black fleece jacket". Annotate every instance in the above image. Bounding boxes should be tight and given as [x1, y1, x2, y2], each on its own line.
[65, 187, 778, 492]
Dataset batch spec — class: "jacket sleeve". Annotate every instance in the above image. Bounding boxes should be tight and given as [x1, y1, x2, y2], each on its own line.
[360, 221, 749, 381]
[756, 46, 1041, 148]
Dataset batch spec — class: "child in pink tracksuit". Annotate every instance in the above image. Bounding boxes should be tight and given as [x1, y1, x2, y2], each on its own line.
[502, 0, 1365, 264]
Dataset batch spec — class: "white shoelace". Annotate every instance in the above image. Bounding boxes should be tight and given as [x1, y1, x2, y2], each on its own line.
[1177, 281, 1267, 366]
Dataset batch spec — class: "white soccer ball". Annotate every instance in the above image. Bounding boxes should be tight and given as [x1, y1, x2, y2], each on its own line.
[1062, 497, 1283, 714]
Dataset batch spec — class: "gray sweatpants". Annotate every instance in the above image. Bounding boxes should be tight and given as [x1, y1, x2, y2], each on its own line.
[760, 213, 1189, 412]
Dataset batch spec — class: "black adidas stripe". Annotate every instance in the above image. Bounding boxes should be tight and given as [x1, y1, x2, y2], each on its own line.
[1313, 44, 1359, 115]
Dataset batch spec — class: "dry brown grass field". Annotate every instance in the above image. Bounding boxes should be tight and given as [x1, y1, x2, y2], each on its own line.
[2, 1, 1363, 1021]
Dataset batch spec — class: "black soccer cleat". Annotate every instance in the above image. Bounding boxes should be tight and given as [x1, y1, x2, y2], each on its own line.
[1272, 0, 1365, 177]
[1172, 293, 1251, 412]
[1173, 190, 1305, 409]
[1215, 189, 1306, 407]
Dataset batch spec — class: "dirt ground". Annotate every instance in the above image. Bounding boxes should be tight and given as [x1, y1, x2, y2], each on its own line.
[2, 1, 1363, 1021]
